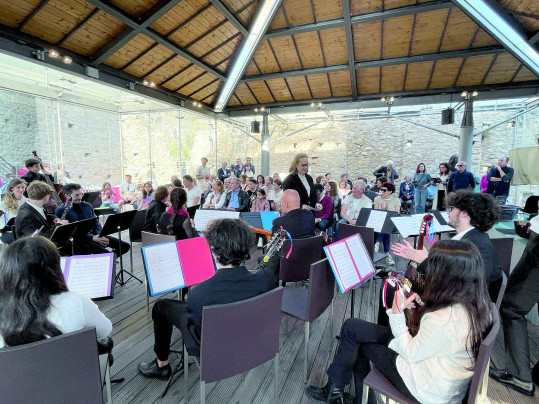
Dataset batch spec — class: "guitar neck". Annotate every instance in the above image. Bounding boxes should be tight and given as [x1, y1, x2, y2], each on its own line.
[417, 234, 425, 250]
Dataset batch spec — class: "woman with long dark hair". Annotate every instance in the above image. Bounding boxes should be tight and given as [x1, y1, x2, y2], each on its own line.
[413, 163, 432, 214]
[306, 240, 493, 404]
[158, 187, 195, 240]
[144, 185, 169, 233]
[433, 162, 450, 211]
[0, 236, 112, 348]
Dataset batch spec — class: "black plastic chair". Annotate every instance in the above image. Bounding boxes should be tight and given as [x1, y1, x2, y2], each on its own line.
[128, 210, 146, 274]
[279, 235, 324, 283]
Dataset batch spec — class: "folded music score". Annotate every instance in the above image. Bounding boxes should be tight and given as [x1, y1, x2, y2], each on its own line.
[365, 210, 387, 233]
[391, 212, 454, 238]
[324, 234, 375, 293]
[61, 253, 114, 299]
[194, 209, 240, 232]
[142, 236, 216, 296]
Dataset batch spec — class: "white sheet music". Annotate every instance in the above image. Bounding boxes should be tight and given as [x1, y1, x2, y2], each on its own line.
[66, 255, 111, 299]
[431, 215, 454, 233]
[327, 242, 360, 290]
[60, 257, 67, 275]
[143, 242, 185, 295]
[391, 216, 423, 238]
[194, 210, 240, 232]
[345, 236, 375, 279]
[365, 210, 387, 232]
[440, 212, 450, 224]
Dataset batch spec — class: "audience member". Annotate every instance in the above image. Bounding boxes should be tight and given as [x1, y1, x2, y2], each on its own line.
[224, 177, 249, 212]
[171, 178, 183, 189]
[202, 180, 225, 209]
[157, 187, 195, 240]
[182, 175, 201, 208]
[239, 173, 248, 190]
[55, 183, 130, 257]
[118, 174, 138, 210]
[306, 240, 493, 404]
[313, 183, 333, 231]
[138, 218, 273, 378]
[338, 181, 350, 199]
[251, 189, 270, 212]
[138, 182, 154, 211]
[282, 153, 316, 209]
[143, 185, 168, 233]
[268, 179, 283, 211]
[448, 161, 475, 192]
[0, 236, 112, 348]
[340, 173, 353, 189]
[399, 175, 415, 212]
[368, 176, 386, 194]
[325, 173, 331, 181]
[373, 160, 398, 183]
[15, 182, 68, 239]
[0, 179, 26, 244]
[490, 215, 539, 396]
[246, 178, 258, 209]
[374, 182, 400, 259]
[327, 181, 342, 222]
[256, 175, 265, 190]
[195, 157, 211, 188]
[480, 171, 488, 193]
[413, 163, 432, 214]
[234, 158, 244, 175]
[432, 162, 450, 211]
[339, 180, 373, 226]
[53, 165, 71, 185]
[100, 182, 120, 213]
[486, 156, 514, 204]
[272, 172, 281, 182]
[392, 190, 502, 300]
[245, 157, 255, 174]
[217, 161, 231, 182]
[264, 176, 274, 193]
[243, 163, 254, 178]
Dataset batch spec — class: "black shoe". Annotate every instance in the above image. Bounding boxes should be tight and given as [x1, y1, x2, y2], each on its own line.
[489, 367, 535, 396]
[138, 358, 172, 380]
[305, 381, 330, 402]
[305, 381, 353, 403]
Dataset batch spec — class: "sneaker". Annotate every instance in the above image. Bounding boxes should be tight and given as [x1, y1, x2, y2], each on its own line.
[388, 255, 395, 266]
[138, 358, 172, 379]
[374, 242, 380, 252]
[489, 367, 535, 396]
[257, 237, 264, 248]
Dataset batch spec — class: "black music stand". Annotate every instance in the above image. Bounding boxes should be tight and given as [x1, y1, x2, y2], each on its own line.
[50, 222, 78, 256]
[100, 210, 141, 286]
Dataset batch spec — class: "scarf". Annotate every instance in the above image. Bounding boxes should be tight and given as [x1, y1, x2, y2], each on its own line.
[166, 206, 189, 218]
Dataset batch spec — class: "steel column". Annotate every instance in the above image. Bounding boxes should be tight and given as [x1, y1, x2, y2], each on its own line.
[261, 113, 270, 176]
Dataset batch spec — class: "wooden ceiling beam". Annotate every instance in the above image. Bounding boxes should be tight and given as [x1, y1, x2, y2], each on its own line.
[264, 0, 452, 39]
[18, 0, 50, 30]
[85, 0, 224, 79]
[342, 0, 357, 100]
[57, 9, 100, 46]
[242, 46, 507, 82]
[209, 0, 249, 36]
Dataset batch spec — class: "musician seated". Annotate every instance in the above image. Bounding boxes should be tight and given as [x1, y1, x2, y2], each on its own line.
[143, 185, 168, 233]
[14, 182, 68, 239]
[271, 189, 315, 239]
[306, 240, 494, 404]
[0, 179, 27, 244]
[55, 183, 130, 257]
[138, 218, 274, 378]
[391, 190, 503, 301]
[0, 236, 112, 348]
[20, 158, 47, 189]
[157, 188, 196, 240]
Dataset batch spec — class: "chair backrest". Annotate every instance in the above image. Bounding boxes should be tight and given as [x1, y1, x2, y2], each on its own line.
[523, 195, 538, 214]
[129, 210, 148, 243]
[279, 235, 324, 282]
[337, 224, 375, 260]
[200, 287, 284, 383]
[0, 327, 103, 404]
[490, 238, 513, 277]
[494, 272, 508, 311]
[466, 303, 500, 404]
[307, 259, 335, 322]
[141, 231, 176, 247]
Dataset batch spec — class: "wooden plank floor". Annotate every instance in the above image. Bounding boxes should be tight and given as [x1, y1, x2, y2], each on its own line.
[97, 232, 538, 404]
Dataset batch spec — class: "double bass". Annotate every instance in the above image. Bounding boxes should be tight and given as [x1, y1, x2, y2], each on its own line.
[31, 151, 66, 212]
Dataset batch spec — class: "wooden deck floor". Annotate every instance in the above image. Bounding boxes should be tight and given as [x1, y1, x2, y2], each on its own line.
[97, 232, 538, 404]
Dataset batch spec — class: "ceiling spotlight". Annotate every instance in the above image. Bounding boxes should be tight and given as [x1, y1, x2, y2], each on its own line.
[142, 80, 149, 86]
[310, 102, 315, 107]
[389, 97, 395, 103]
[254, 108, 258, 112]
[380, 97, 386, 103]
[381, 96, 394, 105]
[49, 49, 60, 58]
[62, 56, 72, 64]
[149, 82, 156, 88]
[260, 106, 266, 112]
[461, 91, 468, 97]
[472, 91, 478, 97]
[317, 102, 322, 107]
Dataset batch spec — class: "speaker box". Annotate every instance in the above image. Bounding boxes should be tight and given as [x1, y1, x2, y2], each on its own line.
[251, 121, 260, 133]
[441, 108, 455, 125]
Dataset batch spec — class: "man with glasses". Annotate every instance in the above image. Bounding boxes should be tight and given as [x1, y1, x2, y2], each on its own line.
[447, 161, 475, 193]
[282, 153, 317, 209]
[486, 156, 514, 204]
[391, 190, 502, 301]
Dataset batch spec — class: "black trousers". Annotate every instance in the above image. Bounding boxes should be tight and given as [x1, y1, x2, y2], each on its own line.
[152, 299, 199, 361]
[73, 236, 130, 257]
[500, 232, 539, 382]
[327, 318, 417, 404]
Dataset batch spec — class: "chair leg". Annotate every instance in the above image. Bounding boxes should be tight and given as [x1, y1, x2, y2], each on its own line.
[184, 344, 189, 401]
[145, 279, 150, 313]
[274, 353, 279, 402]
[329, 300, 334, 346]
[481, 359, 490, 402]
[362, 384, 369, 404]
[129, 242, 133, 273]
[304, 321, 309, 383]
[200, 380, 205, 404]
[105, 362, 113, 404]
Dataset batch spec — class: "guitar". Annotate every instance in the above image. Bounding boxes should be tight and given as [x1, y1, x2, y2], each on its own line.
[383, 271, 425, 312]
[257, 229, 288, 270]
[403, 214, 433, 294]
[31, 151, 65, 205]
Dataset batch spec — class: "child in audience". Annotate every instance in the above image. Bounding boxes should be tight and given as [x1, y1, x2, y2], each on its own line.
[138, 182, 154, 211]
[250, 189, 270, 212]
[100, 182, 120, 213]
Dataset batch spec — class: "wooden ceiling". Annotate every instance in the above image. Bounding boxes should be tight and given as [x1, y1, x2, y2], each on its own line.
[0, 0, 537, 111]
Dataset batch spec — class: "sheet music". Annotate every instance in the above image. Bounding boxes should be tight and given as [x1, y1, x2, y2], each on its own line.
[431, 215, 454, 233]
[365, 210, 387, 232]
[391, 216, 423, 238]
[66, 255, 112, 299]
[440, 212, 450, 224]
[327, 242, 360, 291]
[60, 257, 67, 275]
[143, 242, 185, 295]
[345, 235, 375, 279]
[194, 210, 240, 232]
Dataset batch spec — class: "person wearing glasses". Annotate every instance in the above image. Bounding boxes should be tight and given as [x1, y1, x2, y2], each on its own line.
[391, 190, 503, 301]
[282, 153, 317, 209]
[448, 161, 475, 193]
[374, 182, 401, 264]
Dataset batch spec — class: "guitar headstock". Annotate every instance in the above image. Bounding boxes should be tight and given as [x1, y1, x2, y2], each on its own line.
[419, 214, 434, 235]
[262, 229, 287, 263]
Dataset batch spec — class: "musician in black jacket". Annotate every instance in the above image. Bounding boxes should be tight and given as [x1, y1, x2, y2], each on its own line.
[143, 186, 168, 233]
[15, 182, 68, 239]
[391, 190, 503, 301]
[20, 158, 47, 188]
[282, 153, 317, 209]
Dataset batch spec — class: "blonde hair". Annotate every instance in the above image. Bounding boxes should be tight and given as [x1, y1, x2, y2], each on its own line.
[26, 181, 53, 200]
[289, 153, 308, 174]
[3, 179, 26, 213]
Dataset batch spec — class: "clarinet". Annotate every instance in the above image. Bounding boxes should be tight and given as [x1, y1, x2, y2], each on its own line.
[60, 198, 72, 221]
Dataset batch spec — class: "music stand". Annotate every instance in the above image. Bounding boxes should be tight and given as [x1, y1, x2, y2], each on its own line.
[50, 222, 78, 256]
[100, 210, 141, 286]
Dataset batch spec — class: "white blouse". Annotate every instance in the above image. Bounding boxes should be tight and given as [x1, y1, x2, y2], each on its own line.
[0, 196, 26, 226]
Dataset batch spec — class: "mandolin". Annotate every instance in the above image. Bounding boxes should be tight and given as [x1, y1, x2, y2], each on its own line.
[403, 214, 433, 294]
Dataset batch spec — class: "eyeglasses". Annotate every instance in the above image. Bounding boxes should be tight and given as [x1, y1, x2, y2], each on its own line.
[380, 188, 388, 192]
[300, 164, 310, 167]
[447, 206, 456, 212]
[456, 165, 465, 167]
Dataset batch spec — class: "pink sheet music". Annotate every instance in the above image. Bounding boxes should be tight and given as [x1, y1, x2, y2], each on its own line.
[177, 236, 215, 286]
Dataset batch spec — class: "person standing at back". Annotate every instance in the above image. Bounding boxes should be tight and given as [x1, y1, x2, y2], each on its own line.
[413, 163, 432, 214]
[486, 156, 514, 204]
[448, 161, 475, 193]
[282, 153, 316, 209]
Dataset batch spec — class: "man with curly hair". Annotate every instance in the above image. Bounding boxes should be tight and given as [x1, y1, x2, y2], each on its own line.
[138, 219, 274, 379]
[392, 190, 503, 300]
